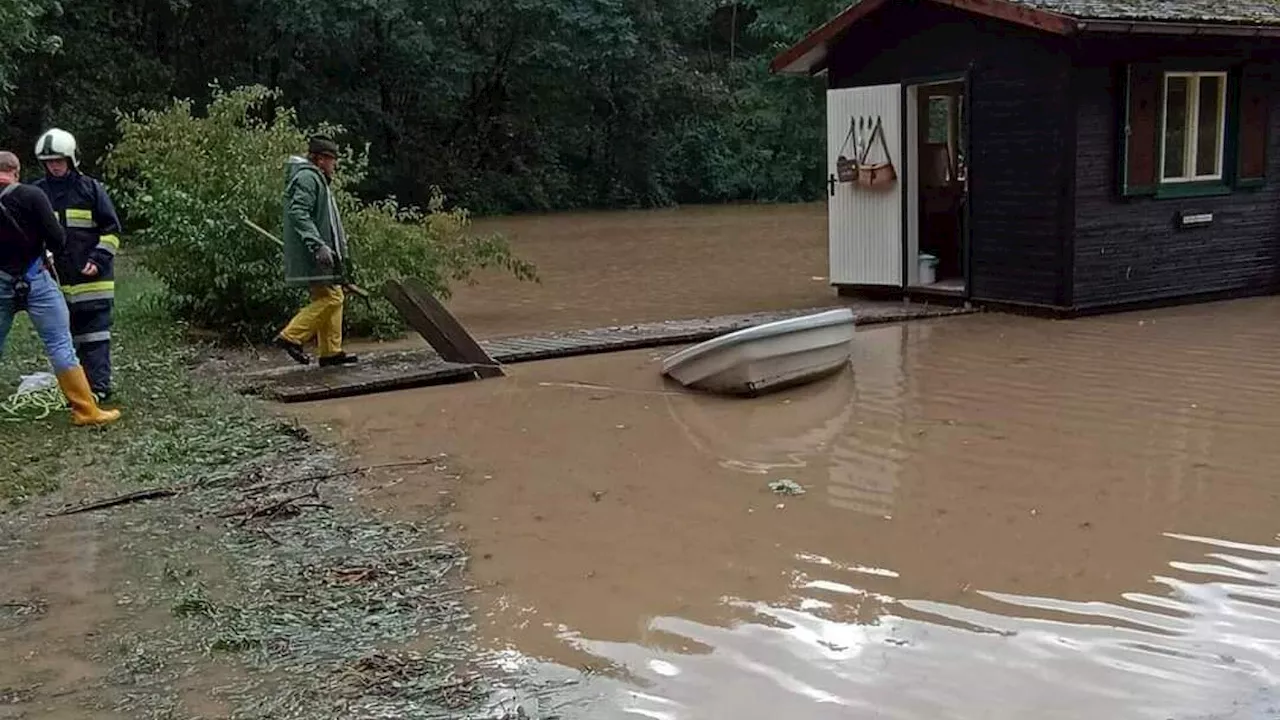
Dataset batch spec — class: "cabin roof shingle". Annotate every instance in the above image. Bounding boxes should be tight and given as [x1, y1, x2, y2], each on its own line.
[1009, 0, 1280, 26]
[772, 0, 1280, 75]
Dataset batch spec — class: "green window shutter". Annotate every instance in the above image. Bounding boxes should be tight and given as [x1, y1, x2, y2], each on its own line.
[1236, 64, 1269, 188]
[1120, 63, 1159, 197]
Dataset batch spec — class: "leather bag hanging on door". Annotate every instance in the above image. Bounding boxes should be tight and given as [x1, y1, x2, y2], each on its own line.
[854, 117, 897, 190]
[835, 118, 860, 183]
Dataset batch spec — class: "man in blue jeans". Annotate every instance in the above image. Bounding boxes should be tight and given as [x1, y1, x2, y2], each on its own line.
[0, 151, 118, 426]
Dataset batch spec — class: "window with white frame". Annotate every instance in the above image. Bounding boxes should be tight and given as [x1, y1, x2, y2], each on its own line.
[1160, 71, 1228, 183]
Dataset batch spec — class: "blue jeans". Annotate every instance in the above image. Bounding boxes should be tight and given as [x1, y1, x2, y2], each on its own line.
[0, 265, 81, 374]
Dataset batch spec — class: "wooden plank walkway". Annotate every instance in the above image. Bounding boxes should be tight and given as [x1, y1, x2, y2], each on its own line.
[238, 302, 975, 403]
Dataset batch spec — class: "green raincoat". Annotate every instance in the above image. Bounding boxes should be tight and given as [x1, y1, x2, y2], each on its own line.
[282, 155, 350, 286]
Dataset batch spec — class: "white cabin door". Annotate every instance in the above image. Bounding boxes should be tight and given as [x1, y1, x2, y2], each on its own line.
[827, 84, 903, 287]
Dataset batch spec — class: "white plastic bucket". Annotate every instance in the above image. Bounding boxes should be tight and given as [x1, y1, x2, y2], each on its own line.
[918, 254, 938, 286]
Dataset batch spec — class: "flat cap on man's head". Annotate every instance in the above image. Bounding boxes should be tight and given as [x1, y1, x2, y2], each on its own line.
[308, 135, 339, 158]
[0, 151, 19, 173]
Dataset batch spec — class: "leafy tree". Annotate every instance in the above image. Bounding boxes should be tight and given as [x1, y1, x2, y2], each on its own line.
[0, 0, 60, 113]
[3, 0, 845, 212]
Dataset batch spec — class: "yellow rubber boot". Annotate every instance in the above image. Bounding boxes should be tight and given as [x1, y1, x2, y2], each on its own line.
[56, 366, 121, 427]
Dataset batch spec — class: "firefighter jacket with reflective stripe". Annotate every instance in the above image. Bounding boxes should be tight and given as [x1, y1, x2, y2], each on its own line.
[32, 171, 121, 296]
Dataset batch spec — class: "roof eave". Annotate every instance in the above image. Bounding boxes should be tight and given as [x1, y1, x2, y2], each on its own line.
[772, 44, 832, 76]
[769, 0, 891, 76]
[769, 0, 1078, 76]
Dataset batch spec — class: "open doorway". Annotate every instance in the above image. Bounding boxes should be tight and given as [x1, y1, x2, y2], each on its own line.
[906, 80, 967, 294]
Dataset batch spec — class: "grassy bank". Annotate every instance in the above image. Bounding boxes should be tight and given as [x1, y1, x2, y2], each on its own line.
[0, 257, 299, 504]
[0, 259, 532, 717]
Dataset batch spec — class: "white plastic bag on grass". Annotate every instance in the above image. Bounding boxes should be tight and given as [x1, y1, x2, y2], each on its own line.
[16, 372, 56, 396]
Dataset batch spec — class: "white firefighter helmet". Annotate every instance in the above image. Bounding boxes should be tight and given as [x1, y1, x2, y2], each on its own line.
[35, 128, 78, 168]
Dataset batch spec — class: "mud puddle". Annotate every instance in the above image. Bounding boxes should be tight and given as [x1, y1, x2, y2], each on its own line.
[303, 297, 1280, 718]
[0, 511, 251, 719]
[1, 516, 128, 719]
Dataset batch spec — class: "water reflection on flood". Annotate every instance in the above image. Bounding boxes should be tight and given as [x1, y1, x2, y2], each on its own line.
[304, 298, 1280, 719]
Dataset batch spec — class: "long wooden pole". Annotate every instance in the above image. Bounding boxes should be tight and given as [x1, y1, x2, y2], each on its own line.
[240, 216, 370, 299]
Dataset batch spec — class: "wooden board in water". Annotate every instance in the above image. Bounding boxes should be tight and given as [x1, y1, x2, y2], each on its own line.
[382, 278, 504, 379]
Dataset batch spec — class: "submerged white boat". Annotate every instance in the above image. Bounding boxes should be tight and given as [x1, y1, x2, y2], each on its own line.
[661, 308, 856, 397]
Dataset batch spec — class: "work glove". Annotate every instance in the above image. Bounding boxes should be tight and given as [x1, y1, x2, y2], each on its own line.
[314, 244, 335, 268]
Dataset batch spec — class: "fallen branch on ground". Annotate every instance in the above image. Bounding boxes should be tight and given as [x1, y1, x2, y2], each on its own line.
[48, 489, 179, 517]
[45, 457, 442, 518]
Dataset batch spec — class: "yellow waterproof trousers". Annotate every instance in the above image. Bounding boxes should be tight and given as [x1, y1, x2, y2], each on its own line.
[279, 284, 345, 358]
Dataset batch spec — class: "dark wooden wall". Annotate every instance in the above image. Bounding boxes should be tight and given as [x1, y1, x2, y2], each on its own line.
[1072, 38, 1280, 310]
[827, 2, 1074, 306]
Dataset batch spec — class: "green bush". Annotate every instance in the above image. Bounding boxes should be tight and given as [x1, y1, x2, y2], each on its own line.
[104, 84, 536, 341]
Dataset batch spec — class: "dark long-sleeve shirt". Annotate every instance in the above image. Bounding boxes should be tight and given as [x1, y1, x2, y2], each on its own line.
[0, 182, 65, 278]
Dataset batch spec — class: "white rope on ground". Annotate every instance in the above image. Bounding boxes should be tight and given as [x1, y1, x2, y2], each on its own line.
[0, 386, 66, 422]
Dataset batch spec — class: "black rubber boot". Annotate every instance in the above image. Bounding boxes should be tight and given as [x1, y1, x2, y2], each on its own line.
[274, 337, 311, 365]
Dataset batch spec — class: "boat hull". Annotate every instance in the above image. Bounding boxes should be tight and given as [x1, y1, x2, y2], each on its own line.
[661, 309, 856, 397]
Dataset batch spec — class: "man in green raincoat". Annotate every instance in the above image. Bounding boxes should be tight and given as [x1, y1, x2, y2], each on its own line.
[273, 135, 357, 367]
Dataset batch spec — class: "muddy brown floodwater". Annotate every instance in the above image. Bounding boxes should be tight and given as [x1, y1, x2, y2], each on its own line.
[0, 517, 126, 720]
[304, 295, 1280, 719]
[358, 203, 831, 350]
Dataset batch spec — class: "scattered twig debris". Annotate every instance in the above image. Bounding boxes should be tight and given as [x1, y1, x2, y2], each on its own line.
[45, 458, 441, 519]
[240, 458, 444, 495]
[0, 598, 47, 619]
[220, 482, 330, 524]
[328, 566, 380, 586]
[253, 526, 284, 545]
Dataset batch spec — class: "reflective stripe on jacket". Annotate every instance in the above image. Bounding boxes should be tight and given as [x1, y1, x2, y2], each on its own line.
[32, 171, 121, 299]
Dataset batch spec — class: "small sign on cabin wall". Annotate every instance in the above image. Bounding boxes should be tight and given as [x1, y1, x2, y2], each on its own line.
[1177, 210, 1214, 228]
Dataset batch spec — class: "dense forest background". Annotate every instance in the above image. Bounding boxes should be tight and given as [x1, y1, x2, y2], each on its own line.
[0, 0, 844, 215]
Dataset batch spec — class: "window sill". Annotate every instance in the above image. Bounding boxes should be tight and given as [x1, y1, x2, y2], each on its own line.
[1154, 182, 1233, 199]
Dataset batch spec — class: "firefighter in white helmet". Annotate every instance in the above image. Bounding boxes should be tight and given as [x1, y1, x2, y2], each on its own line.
[32, 128, 122, 403]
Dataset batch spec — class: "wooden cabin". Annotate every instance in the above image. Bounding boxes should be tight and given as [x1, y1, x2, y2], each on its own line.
[772, 0, 1280, 315]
